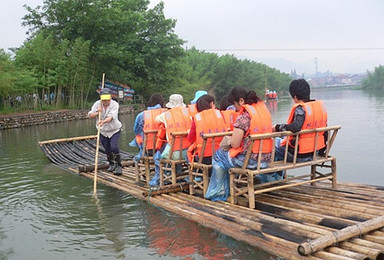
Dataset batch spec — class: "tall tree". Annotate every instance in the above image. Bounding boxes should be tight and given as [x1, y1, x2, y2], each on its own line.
[22, 0, 185, 96]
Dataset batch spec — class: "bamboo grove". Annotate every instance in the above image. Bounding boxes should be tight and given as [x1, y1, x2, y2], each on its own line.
[2, 0, 293, 111]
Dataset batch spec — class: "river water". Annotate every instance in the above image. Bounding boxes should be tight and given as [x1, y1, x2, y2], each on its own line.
[0, 87, 383, 259]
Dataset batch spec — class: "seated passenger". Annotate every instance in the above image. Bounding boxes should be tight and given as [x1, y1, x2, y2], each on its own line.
[187, 94, 227, 166]
[129, 93, 165, 162]
[219, 94, 238, 130]
[149, 94, 192, 186]
[272, 79, 328, 170]
[187, 90, 207, 117]
[205, 87, 273, 202]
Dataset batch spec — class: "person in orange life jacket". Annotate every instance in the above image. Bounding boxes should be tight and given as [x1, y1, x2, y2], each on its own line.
[88, 88, 123, 175]
[129, 93, 165, 162]
[187, 94, 226, 167]
[205, 87, 273, 202]
[149, 94, 192, 186]
[272, 79, 328, 178]
[187, 90, 207, 117]
[219, 94, 237, 130]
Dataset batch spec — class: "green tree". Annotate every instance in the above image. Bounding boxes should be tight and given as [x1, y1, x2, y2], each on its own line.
[362, 65, 384, 91]
[22, 0, 185, 97]
[0, 50, 15, 106]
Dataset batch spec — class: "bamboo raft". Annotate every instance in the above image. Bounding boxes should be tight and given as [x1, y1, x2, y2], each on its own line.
[39, 136, 384, 260]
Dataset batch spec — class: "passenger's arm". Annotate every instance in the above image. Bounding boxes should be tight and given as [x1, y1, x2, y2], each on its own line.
[275, 106, 305, 133]
[230, 127, 244, 148]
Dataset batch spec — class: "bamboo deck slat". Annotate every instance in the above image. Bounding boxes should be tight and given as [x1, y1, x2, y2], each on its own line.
[38, 136, 384, 260]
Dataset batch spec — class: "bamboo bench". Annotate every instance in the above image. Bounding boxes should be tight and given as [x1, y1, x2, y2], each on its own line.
[189, 132, 231, 196]
[229, 125, 341, 209]
[135, 130, 158, 185]
[159, 131, 190, 187]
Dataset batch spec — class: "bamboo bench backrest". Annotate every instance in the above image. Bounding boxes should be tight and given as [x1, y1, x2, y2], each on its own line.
[243, 125, 341, 171]
[166, 131, 189, 160]
[141, 130, 158, 157]
[198, 132, 233, 164]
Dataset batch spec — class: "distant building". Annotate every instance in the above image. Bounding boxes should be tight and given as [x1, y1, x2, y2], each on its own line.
[98, 80, 135, 101]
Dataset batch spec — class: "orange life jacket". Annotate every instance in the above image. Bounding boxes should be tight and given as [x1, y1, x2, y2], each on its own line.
[141, 108, 167, 150]
[221, 110, 238, 130]
[229, 102, 273, 158]
[163, 106, 192, 151]
[282, 100, 328, 154]
[155, 123, 167, 150]
[187, 104, 198, 117]
[193, 108, 227, 158]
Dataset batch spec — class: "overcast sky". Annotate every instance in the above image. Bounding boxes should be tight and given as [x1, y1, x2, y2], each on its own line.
[2, 0, 383, 74]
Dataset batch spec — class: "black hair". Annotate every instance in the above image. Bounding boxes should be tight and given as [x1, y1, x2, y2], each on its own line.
[196, 94, 215, 112]
[219, 95, 232, 110]
[147, 93, 165, 108]
[289, 79, 310, 101]
[227, 86, 260, 105]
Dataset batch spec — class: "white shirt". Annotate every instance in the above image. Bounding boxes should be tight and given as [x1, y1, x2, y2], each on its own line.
[88, 100, 122, 137]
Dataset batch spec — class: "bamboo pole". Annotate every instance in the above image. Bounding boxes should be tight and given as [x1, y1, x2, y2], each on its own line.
[172, 192, 380, 260]
[93, 73, 105, 195]
[325, 247, 370, 260]
[78, 160, 134, 172]
[275, 185, 384, 208]
[298, 215, 384, 255]
[142, 182, 189, 196]
[258, 193, 378, 220]
[339, 241, 384, 260]
[39, 135, 97, 145]
[151, 195, 310, 259]
[267, 188, 384, 215]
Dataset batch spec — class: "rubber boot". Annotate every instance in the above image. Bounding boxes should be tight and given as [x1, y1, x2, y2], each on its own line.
[107, 153, 116, 172]
[113, 153, 122, 175]
[149, 171, 159, 187]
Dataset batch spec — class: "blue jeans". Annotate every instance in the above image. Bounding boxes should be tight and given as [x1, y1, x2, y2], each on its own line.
[204, 149, 269, 202]
[149, 145, 165, 186]
[274, 137, 313, 177]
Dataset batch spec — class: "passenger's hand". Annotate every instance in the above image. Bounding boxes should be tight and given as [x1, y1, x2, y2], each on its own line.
[220, 136, 231, 151]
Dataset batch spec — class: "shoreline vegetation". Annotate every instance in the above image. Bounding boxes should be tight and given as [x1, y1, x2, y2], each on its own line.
[0, 105, 137, 130]
[1, 0, 382, 124]
[1, 0, 293, 113]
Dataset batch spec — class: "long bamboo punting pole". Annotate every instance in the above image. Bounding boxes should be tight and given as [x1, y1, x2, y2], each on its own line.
[93, 73, 105, 194]
[298, 215, 384, 255]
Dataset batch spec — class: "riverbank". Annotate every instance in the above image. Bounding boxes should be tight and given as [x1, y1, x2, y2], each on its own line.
[0, 105, 136, 130]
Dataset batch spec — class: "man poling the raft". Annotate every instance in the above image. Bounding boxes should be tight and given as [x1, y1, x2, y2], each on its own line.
[88, 88, 123, 175]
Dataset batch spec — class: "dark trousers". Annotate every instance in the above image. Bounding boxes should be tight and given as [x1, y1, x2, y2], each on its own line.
[100, 130, 121, 154]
